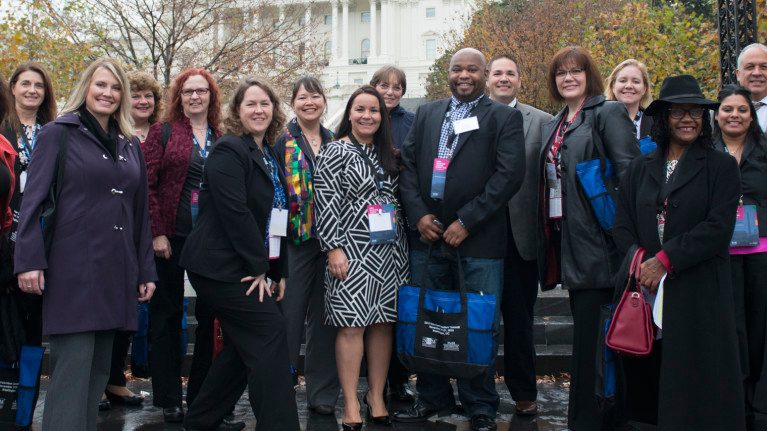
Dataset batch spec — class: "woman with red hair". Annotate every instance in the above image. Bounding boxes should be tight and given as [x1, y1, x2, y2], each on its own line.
[140, 68, 222, 423]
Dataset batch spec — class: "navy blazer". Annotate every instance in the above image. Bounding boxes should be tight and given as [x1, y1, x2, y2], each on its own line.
[400, 96, 525, 258]
[390, 104, 415, 150]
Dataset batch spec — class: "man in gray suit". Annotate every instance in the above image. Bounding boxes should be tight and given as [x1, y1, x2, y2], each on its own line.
[486, 54, 552, 416]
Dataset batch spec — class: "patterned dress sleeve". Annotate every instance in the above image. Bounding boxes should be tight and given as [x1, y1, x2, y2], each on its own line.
[314, 141, 347, 252]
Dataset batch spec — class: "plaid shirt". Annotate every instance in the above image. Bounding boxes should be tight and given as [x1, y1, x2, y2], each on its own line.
[437, 94, 483, 159]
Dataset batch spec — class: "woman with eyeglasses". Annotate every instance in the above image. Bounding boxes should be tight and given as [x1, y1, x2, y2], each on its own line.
[140, 68, 222, 423]
[613, 75, 745, 430]
[537, 46, 639, 430]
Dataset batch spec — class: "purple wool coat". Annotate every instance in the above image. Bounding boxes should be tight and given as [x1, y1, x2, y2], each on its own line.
[13, 113, 156, 336]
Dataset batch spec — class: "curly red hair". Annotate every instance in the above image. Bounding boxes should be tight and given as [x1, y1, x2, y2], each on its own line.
[163, 68, 222, 128]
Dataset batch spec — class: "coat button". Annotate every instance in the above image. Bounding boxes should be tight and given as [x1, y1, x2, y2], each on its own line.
[102, 154, 108, 159]
[110, 188, 124, 195]
[113, 225, 123, 231]
[118, 155, 127, 162]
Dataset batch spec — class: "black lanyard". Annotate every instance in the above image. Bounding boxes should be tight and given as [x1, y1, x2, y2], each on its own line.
[349, 134, 386, 192]
[20, 124, 39, 160]
[194, 128, 213, 159]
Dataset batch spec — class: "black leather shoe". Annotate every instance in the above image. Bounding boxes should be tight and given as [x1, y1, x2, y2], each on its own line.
[392, 401, 439, 423]
[105, 389, 144, 406]
[98, 399, 111, 411]
[163, 406, 184, 423]
[309, 404, 335, 415]
[341, 423, 362, 431]
[389, 382, 415, 403]
[364, 392, 392, 426]
[470, 415, 497, 431]
[184, 423, 245, 431]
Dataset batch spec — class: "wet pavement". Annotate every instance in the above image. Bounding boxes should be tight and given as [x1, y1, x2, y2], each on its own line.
[30, 375, 570, 430]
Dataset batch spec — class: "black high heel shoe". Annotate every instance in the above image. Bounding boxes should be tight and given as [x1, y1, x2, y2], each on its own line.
[341, 422, 363, 431]
[364, 392, 392, 426]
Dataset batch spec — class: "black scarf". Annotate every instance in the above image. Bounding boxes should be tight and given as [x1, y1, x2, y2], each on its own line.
[78, 105, 118, 159]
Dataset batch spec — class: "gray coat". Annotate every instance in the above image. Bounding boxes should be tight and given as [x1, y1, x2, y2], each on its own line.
[508, 102, 553, 261]
[537, 95, 639, 290]
[14, 113, 156, 336]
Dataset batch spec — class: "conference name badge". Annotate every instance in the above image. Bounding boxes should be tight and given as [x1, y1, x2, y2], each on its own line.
[190, 189, 200, 225]
[368, 203, 397, 244]
[546, 162, 562, 219]
[731, 204, 759, 247]
[453, 116, 479, 134]
[269, 208, 289, 237]
[430, 158, 449, 199]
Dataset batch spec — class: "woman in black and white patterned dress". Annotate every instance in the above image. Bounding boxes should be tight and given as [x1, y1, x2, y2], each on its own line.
[315, 85, 408, 430]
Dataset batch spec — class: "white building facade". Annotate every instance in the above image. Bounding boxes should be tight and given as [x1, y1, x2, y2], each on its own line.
[280, 0, 475, 121]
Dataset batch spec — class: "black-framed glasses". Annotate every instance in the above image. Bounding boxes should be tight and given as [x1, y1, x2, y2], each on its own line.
[554, 68, 584, 79]
[668, 107, 705, 119]
[180, 88, 210, 97]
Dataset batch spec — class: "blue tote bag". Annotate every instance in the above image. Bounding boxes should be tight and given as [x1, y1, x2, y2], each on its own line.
[396, 250, 497, 379]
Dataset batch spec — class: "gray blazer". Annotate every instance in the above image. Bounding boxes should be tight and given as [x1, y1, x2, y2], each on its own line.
[507, 102, 553, 260]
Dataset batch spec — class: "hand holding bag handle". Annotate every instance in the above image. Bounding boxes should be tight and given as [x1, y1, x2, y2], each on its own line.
[606, 246, 654, 356]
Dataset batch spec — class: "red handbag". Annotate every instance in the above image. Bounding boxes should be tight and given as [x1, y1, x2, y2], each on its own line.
[606, 247, 654, 356]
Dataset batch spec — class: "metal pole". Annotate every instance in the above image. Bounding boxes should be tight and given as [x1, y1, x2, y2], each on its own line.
[718, 0, 757, 85]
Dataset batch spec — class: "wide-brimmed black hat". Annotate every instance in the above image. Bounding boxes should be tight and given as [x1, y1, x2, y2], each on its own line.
[644, 75, 718, 116]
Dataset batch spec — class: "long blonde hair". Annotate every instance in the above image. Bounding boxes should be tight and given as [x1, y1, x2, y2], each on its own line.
[60, 57, 133, 136]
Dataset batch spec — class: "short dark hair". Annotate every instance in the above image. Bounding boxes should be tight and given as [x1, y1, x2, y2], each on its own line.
[291, 76, 327, 105]
[335, 85, 398, 175]
[650, 106, 714, 151]
[487, 54, 520, 76]
[370, 65, 407, 95]
[547, 46, 604, 103]
[713, 84, 763, 145]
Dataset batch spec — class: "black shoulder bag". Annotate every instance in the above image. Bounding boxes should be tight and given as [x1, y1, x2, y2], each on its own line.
[39, 127, 70, 257]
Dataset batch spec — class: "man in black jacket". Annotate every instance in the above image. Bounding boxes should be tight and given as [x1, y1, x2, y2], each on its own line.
[393, 47, 525, 431]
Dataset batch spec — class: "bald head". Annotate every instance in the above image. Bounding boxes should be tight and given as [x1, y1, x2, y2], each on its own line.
[448, 48, 487, 101]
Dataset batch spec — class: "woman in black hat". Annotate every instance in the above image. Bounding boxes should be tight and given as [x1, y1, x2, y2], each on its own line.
[613, 75, 745, 430]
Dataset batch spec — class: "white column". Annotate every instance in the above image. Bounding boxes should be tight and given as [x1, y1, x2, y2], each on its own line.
[304, 6, 312, 40]
[331, 0, 339, 61]
[379, 0, 389, 61]
[369, 0, 377, 61]
[341, 0, 350, 63]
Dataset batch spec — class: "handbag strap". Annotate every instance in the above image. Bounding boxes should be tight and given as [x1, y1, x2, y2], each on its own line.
[417, 244, 469, 306]
[626, 247, 646, 292]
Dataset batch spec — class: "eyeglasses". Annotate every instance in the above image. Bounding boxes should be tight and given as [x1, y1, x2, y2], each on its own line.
[555, 68, 585, 79]
[180, 88, 210, 97]
[376, 83, 403, 93]
[668, 107, 705, 119]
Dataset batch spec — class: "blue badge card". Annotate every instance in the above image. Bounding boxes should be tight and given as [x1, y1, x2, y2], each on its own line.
[731, 204, 759, 247]
[190, 189, 200, 225]
[430, 158, 449, 199]
[368, 203, 397, 244]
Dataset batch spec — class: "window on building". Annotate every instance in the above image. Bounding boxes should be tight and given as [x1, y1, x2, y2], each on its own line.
[425, 7, 436, 18]
[425, 39, 436, 60]
[361, 11, 371, 22]
[325, 41, 332, 58]
[324, 15, 332, 25]
[361, 38, 371, 59]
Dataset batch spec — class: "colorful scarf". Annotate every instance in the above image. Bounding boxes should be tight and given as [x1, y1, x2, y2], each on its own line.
[284, 129, 316, 244]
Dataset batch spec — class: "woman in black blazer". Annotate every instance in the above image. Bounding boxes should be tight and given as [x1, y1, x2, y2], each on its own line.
[179, 77, 299, 431]
[713, 84, 767, 428]
[613, 75, 744, 430]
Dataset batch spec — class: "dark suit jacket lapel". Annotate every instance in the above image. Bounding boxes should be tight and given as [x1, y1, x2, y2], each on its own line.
[427, 99, 451, 160]
[247, 135, 270, 177]
[451, 97, 492, 159]
[539, 110, 564, 163]
[667, 144, 706, 196]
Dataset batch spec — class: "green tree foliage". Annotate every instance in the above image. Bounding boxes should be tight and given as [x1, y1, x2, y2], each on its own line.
[585, 2, 719, 99]
[0, 0, 93, 98]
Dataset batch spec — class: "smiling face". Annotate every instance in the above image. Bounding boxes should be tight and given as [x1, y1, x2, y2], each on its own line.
[612, 65, 646, 109]
[555, 61, 587, 103]
[737, 47, 767, 101]
[349, 93, 381, 142]
[668, 103, 704, 147]
[717, 94, 753, 139]
[85, 67, 122, 120]
[449, 50, 486, 102]
[374, 78, 404, 110]
[486, 57, 521, 104]
[180, 74, 211, 118]
[130, 90, 155, 124]
[292, 84, 325, 123]
[11, 70, 45, 114]
[239, 85, 273, 140]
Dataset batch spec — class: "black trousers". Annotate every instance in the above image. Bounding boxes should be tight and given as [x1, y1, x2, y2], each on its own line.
[107, 330, 132, 386]
[568, 288, 623, 431]
[623, 340, 662, 425]
[185, 297, 216, 407]
[184, 272, 299, 431]
[501, 228, 539, 402]
[150, 236, 186, 408]
[732, 252, 767, 430]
